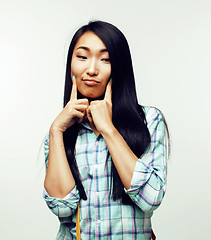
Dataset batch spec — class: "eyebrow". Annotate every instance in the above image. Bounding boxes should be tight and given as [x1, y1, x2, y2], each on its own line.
[76, 46, 108, 53]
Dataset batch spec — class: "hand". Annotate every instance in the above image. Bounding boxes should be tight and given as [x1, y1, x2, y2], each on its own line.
[51, 77, 89, 133]
[86, 81, 114, 134]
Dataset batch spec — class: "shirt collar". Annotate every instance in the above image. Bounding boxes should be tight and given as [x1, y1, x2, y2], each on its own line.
[80, 120, 93, 131]
[80, 120, 102, 140]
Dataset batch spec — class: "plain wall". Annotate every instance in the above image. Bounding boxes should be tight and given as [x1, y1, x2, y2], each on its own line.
[0, 0, 210, 239]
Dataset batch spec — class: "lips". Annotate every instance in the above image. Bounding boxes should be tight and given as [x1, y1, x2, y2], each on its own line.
[82, 78, 100, 86]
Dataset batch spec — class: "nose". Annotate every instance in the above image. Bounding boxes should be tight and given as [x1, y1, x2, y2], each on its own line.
[86, 58, 99, 76]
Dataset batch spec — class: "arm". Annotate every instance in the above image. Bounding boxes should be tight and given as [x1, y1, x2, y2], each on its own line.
[44, 77, 88, 198]
[44, 127, 76, 198]
[43, 132, 80, 217]
[87, 82, 140, 189]
[101, 108, 167, 213]
[43, 76, 89, 217]
[101, 126, 138, 190]
[124, 107, 167, 212]
[87, 83, 167, 212]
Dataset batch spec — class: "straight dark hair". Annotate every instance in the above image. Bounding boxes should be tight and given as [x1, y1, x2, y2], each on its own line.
[63, 20, 152, 201]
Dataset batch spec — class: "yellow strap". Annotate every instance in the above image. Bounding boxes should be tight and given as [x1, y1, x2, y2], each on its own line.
[76, 203, 81, 240]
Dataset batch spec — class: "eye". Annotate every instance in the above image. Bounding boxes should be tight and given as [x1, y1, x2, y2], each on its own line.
[101, 58, 110, 63]
[76, 55, 87, 60]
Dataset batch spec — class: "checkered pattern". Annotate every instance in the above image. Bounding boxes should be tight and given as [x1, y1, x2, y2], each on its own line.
[43, 106, 167, 240]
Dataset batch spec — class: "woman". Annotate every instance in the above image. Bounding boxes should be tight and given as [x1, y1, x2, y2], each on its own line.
[43, 20, 169, 240]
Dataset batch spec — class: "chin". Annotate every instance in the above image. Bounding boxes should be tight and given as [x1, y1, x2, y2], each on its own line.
[78, 90, 104, 100]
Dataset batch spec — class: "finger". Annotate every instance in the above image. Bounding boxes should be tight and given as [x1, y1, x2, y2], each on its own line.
[77, 111, 85, 123]
[70, 75, 77, 100]
[76, 99, 89, 105]
[73, 110, 85, 121]
[86, 108, 93, 122]
[77, 118, 84, 124]
[74, 104, 89, 112]
[104, 80, 112, 104]
[69, 98, 89, 107]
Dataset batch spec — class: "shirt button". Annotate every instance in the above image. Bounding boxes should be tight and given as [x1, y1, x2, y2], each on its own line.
[96, 192, 100, 198]
[94, 164, 98, 169]
[96, 141, 99, 146]
[97, 220, 101, 225]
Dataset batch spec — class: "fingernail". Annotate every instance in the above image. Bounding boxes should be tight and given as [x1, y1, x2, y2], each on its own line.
[110, 77, 112, 82]
[73, 75, 75, 81]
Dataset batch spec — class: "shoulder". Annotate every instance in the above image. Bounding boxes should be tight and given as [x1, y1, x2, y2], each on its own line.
[142, 106, 164, 122]
[141, 106, 166, 132]
[44, 132, 49, 148]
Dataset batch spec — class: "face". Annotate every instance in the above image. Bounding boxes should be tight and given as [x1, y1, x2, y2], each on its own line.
[71, 31, 111, 99]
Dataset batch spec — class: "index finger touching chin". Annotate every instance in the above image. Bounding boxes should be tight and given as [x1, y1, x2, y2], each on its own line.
[104, 80, 112, 103]
[70, 75, 77, 100]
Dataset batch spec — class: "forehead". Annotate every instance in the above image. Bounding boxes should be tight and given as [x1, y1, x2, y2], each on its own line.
[74, 31, 107, 52]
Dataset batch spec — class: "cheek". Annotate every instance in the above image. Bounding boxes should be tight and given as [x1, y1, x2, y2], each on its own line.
[71, 59, 84, 75]
[71, 60, 80, 75]
[99, 66, 111, 89]
[101, 64, 111, 77]
[106, 65, 111, 78]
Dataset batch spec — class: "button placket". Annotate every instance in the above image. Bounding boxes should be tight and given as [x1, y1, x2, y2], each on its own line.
[94, 139, 99, 172]
[94, 135, 102, 230]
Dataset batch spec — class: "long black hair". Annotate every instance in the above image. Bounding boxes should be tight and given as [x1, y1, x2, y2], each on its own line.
[63, 20, 152, 201]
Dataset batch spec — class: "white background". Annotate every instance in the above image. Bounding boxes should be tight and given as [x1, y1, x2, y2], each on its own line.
[0, 0, 211, 239]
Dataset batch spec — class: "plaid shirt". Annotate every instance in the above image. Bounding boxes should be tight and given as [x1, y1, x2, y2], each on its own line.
[43, 106, 167, 240]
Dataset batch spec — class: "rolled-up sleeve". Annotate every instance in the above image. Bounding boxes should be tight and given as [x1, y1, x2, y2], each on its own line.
[42, 133, 80, 217]
[124, 107, 168, 213]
